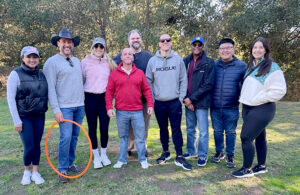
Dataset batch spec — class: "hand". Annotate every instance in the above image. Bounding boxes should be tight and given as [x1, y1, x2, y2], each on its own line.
[15, 124, 22, 132]
[183, 98, 192, 106]
[173, 51, 179, 56]
[54, 112, 64, 123]
[147, 107, 154, 115]
[187, 104, 195, 111]
[107, 109, 115, 118]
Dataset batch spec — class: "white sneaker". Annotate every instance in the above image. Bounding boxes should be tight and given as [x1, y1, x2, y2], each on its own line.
[140, 160, 149, 169]
[31, 172, 45, 185]
[101, 155, 111, 166]
[21, 170, 31, 185]
[94, 158, 103, 169]
[113, 161, 127, 168]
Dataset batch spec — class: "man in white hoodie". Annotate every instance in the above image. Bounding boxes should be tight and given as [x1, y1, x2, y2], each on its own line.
[146, 34, 192, 171]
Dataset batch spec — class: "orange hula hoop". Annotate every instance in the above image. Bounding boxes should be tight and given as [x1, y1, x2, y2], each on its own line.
[45, 119, 93, 179]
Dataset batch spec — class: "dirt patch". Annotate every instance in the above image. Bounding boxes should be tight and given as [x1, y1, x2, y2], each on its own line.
[189, 184, 206, 194]
[156, 180, 184, 194]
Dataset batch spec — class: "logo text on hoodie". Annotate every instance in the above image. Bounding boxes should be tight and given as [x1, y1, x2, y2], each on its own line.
[156, 66, 176, 72]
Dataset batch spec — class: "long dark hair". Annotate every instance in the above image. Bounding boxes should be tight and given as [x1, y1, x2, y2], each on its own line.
[248, 37, 272, 77]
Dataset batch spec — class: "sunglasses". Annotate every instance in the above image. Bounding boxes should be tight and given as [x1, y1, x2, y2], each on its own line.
[192, 43, 203, 47]
[66, 57, 74, 67]
[160, 38, 171, 43]
[94, 44, 105, 49]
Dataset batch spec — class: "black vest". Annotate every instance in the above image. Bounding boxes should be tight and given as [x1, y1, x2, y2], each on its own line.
[15, 64, 48, 116]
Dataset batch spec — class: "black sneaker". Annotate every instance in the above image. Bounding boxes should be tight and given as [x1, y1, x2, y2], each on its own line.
[211, 151, 225, 163]
[232, 167, 254, 178]
[67, 164, 82, 174]
[252, 164, 268, 175]
[175, 156, 193, 171]
[128, 150, 132, 156]
[226, 155, 236, 168]
[58, 172, 69, 183]
[156, 151, 171, 164]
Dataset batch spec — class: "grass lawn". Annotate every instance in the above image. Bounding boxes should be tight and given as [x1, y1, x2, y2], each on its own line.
[0, 98, 299, 195]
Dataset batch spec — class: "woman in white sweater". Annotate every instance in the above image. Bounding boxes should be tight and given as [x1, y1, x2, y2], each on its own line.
[232, 37, 287, 178]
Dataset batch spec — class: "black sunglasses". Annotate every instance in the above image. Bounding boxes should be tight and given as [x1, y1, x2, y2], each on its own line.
[66, 57, 73, 67]
[94, 44, 105, 49]
[192, 43, 203, 47]
[160, 38, 171, 43]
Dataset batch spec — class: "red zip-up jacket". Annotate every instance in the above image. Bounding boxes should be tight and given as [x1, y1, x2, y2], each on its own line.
[105, 63, 154, 111]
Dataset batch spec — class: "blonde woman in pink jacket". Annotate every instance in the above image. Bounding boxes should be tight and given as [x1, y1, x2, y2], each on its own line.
[81, 37, 116, 169]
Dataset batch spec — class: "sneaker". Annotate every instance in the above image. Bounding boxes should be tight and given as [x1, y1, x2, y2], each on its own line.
[113, 161, 127, 168]
[58, 172, 69, 183]
[232, 167, 254, 178]
[211, 151, 225, 163]
[252, 164, 268, 175]
[174, 156, 193, 171]
[21, 170, 31, 185]
[156, 151, 171, 164]
[197, 157, 208, 167]
[128, 150, 132, 156]
[31, 172, 45, 185]
[67, 164, 82, 174]
[140, 160, 149, 169]
[94, 158, 103, 169]
[182, 153, 198, 159]
[101, 155, 111, 166]
[226, 155, 236, 168]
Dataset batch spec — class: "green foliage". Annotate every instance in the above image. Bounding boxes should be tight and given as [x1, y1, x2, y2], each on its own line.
[0, 0, 299, 100]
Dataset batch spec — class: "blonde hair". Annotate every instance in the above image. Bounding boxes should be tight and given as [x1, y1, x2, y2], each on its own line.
[104, 53, 117, 72]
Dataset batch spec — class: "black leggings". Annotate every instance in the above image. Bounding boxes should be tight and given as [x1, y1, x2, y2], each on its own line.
[19, 114, 45, 166]
[240, 102, 275, 168]
[85, 92, 110, 149]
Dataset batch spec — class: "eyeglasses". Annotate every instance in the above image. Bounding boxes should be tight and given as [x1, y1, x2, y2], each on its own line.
[94, 44, 105, 49]
[192, 43, 203, 47]
[66, 57, 74, 67]
[160, 38, 171, 43]
[219, 46, 234, 51]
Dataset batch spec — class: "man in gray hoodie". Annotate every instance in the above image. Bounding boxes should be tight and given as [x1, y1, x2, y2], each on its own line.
[146, 33, 192, 171]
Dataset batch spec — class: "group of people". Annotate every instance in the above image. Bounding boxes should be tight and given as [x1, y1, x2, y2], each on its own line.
[7, 28, 287, 185]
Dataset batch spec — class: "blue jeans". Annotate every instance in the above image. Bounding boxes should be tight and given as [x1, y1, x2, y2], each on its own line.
[116, 109, 146, 163]
[58, 106, 85, 172]
[185, 107, 209, 159]
[210, 106, 239, 156]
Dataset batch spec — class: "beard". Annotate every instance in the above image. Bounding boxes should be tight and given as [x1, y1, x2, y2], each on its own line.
[131, 42, 141, 50]
[61, 46, 73, 55]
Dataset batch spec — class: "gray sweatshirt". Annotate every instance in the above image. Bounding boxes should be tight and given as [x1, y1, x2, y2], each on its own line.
[43, 54, 84, 114]
[7, 71, 22, 125]
[146, 50, 187, 102]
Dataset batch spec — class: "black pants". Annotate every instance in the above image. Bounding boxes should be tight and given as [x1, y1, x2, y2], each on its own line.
[154, 99, 183, 156]
[240, 102, 275, 168]
[85, 92, 110, 149]
[19, 114, 45, 166]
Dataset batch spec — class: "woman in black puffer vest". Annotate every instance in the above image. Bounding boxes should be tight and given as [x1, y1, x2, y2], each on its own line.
[7, 46, 48, 185]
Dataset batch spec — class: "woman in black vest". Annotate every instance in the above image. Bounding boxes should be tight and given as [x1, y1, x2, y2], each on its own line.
[7, 46, 48, 185]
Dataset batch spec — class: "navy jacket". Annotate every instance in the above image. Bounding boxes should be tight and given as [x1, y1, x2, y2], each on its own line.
[183, 52, 215, 109]
[212, 56, 246, 109]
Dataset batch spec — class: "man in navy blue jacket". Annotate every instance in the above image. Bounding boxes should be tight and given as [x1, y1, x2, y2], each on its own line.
[182, 36, 215, 167]
[210, 38, 246, 168]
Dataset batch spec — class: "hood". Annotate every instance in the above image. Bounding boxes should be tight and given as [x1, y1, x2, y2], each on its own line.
[155, 50, 175, 59]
